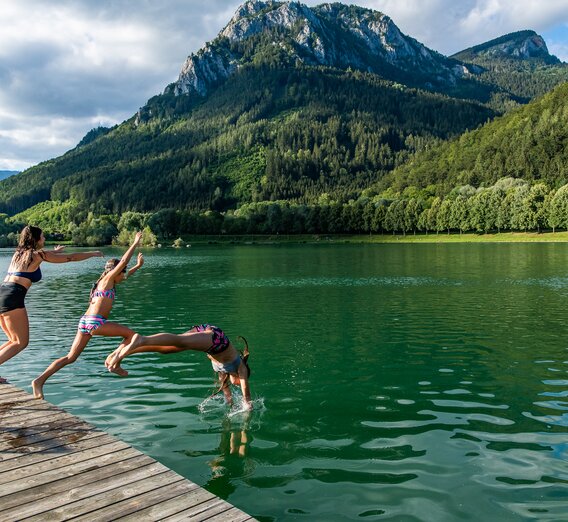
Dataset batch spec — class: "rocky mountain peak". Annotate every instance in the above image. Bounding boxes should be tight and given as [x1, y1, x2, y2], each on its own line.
[168, 1, 471, 99]
[452, 30, 560, 64]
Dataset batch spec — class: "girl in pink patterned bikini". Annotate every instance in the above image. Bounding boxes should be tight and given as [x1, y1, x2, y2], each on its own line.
[32, 232, 144, 399]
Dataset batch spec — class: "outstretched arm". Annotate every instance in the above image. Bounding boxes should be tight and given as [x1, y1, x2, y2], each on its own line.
[127, 253, 144, 278]
[107, 231, 142, 278]
[40, 249, 103, 263]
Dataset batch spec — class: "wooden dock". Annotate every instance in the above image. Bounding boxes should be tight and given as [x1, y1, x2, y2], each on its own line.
[0, 384, 257, 521]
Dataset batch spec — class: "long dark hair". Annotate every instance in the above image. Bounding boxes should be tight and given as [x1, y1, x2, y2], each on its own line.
[90, 258, 120, 298]
[13, 225, 43, 268]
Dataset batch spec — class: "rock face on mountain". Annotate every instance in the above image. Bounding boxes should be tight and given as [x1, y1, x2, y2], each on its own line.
[452, 30, 560, 64]
[170, 0, 470, 97]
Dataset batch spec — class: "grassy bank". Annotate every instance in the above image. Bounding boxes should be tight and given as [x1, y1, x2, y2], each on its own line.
[170, 231, 568, 245]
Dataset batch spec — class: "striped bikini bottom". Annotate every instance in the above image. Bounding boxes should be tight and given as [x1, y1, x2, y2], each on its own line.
[78, 314, 107, 335]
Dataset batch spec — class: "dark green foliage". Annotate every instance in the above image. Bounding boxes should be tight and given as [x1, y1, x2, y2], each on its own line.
[385, 83, 568, 194]
[0, 64, 493, 216]
[452, 31, 568, 105]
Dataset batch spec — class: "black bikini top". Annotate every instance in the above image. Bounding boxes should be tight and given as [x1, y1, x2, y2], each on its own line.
[7, 266, 42, 283]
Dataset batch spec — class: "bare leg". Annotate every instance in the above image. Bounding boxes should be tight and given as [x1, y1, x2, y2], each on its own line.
[93, 322, 135, 377]
[107, 331, 213, 370]
[0, 309, 30, 383]
[32, 331, 90, 399]
[32, 322, 135, 397]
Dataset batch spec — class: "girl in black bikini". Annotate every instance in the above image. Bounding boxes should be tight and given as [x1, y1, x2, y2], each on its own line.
[105, 325, 253, 410]
[0, 225, 103, 384]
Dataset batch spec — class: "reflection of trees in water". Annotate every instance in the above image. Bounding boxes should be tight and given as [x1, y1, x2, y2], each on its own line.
[205, 413, 255, 496]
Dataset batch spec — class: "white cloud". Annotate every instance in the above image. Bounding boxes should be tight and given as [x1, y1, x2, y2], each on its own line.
[1, 0, 568, 171]
[339, 0, 568, 54]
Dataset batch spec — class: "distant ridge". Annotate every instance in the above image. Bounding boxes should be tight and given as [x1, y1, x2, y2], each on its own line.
[0, 170, 19, 181]
[452, 30, 560, 64]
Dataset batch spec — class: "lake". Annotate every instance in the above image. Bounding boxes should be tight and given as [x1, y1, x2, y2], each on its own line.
[1, 243, 568, 521]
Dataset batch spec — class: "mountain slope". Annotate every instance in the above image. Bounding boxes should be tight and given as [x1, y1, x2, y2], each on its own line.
[0, 64, 493, 215]
[452, 30, 568, 102]
[384, 82, 568, 193]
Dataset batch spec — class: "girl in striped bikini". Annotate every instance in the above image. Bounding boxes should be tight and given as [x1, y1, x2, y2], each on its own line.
[32, 232, 144, 399]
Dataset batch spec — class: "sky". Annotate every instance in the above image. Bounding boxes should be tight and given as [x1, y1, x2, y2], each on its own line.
[1, 0, 567, 172]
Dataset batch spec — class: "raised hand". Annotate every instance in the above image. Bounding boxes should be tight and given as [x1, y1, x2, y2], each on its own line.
[136, 252, 144, 267]
[53, 245, 65, 253]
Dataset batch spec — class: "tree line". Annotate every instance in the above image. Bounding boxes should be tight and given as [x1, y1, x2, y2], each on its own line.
[3, 177, 568, 245]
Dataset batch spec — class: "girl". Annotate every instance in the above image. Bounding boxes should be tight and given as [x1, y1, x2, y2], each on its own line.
[32, 232, 144, 398]
[105, 325, 253, 410]
[0, 225, 103, 383]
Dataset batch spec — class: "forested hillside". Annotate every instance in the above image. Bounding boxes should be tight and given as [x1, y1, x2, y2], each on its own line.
[452, 30, 568, 103]
[0, 65, 493, 216]
[382, 82, 568, 193]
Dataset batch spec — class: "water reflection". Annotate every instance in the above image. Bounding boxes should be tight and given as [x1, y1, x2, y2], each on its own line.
[206, 413, 254, 497]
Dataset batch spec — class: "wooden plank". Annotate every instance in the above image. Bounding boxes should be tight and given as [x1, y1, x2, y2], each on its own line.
[0, 400, 54, 421]
[1, 459, 168, 518]
[0, 431, 110, 470]
[0, 447, 140, 499]
[190, 499, 235, 521]
[2, 409, 79, 433]
[0, 439, 131, 484]
[0, 419, 92, 454]
[0, 417, 91, 450]
[0, 386, 27, 397]
[117, 489, 208, 521]
[159, 491, 225, 521]
[22, 469, 182, 521]
[0, 432, 118, 473]
[208, 510, 255, 522]
[0, 446, 142, 497]
[71, 480, 202, 522]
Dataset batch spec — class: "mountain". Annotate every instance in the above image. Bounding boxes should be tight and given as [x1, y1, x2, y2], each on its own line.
[0, 1, 496, 216]
[453, 30, 560, 64]
[0, 2, 565, 221]
[169, 0, 476, 98]
[383, 82, 568, 193]
[0, 170, 19, 181]
[452, 30, 568, 103]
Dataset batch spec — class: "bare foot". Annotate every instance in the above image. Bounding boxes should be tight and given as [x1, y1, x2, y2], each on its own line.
[108, 363, 128, 377]
[31, 379, 44, 399]
[108, 333, 141, 370]
[105, 351, 118, 369]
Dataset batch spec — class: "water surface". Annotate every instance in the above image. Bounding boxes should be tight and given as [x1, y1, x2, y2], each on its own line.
[2, 243, 568, 521]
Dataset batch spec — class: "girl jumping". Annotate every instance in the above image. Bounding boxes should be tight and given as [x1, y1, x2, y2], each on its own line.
[32, 232, 144, 398]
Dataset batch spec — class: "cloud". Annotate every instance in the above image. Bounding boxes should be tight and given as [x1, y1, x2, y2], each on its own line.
[1, 0, 567, 171]
[344, 0, 568, 54]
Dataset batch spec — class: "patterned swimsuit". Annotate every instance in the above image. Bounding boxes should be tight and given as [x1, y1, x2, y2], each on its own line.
[78, 288, 116, 335]
[190, 324, 230, 355]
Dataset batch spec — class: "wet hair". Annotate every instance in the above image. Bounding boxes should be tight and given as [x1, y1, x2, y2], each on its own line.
[13, 225, 44, 268]
[90, 258, 121, 298]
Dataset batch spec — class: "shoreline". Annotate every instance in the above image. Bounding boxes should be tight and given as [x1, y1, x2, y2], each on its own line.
[159, 231, 568, 245]
[21, 231, 568, 249]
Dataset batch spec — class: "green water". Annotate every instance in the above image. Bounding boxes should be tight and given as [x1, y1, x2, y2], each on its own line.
[2, 244, 568, 521]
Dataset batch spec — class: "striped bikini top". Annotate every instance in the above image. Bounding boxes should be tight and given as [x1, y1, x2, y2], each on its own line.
[92, 288, 115, 300]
